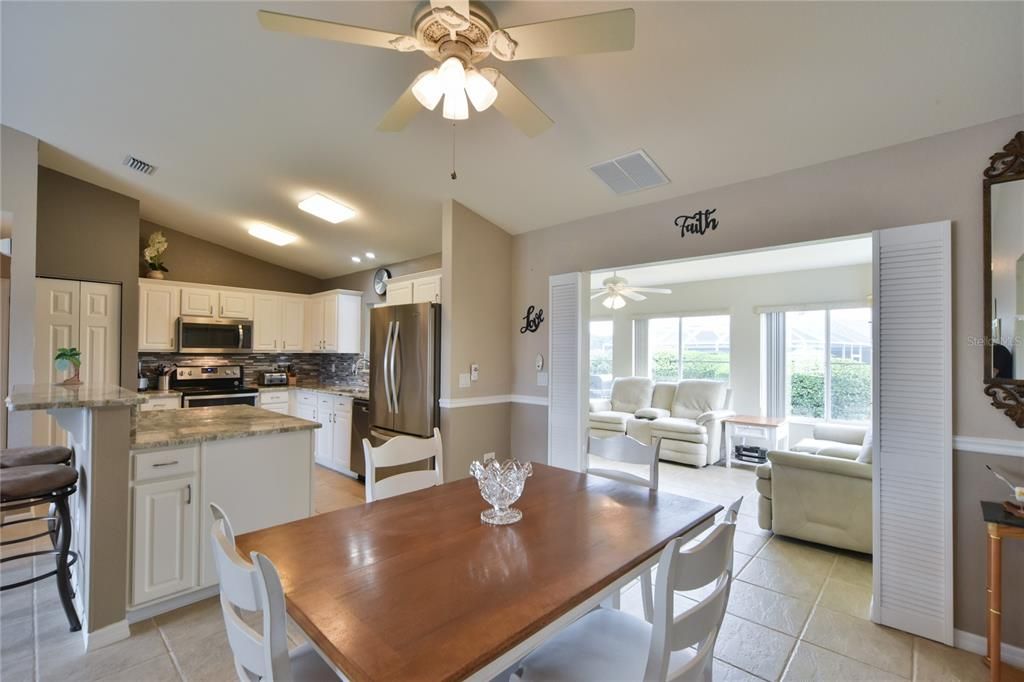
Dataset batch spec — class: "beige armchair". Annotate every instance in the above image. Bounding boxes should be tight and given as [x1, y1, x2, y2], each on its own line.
[756, 440, 873, 553]
[649, 381, 734, 467]
[588, 378, 654, 439]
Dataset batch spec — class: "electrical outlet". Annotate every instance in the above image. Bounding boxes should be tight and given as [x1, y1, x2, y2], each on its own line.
[470, 364, 479, 382]
[537, 371, 549, 386]
[459, 373, 471, 388]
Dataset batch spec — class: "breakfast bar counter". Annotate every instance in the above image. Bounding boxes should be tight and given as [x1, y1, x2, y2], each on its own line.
[132, 404, 319, 449]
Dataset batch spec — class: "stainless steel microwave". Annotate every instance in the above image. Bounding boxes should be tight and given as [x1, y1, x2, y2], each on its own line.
[177, 317, 253, 354]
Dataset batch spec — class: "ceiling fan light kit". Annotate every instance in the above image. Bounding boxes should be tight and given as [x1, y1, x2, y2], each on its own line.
[256, 3, 635, 136]
[593, 274, 672, 309]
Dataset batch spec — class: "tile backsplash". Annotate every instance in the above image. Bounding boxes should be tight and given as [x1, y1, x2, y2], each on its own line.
[138, 352, 365, 386]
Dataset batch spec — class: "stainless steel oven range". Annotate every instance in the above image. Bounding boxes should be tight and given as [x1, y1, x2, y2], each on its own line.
[170, 364, 259, 408]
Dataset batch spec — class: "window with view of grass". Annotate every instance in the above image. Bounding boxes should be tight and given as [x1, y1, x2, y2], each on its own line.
[589, 319, 614, 398]
[783, 307, 872, 422]
[635, 315, 730, 383]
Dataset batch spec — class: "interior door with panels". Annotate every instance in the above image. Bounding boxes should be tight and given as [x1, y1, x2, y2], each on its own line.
[547, 272, 588, 472]
[78, 281, 121, 386]
[33, 278, 79, 445]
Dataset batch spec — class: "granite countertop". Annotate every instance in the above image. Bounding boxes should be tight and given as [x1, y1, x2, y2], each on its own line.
[140, 389, 181, 399]
[132, 405, 320, 450]
[6, 384, 146, 412]
[249, 383, 370, 400]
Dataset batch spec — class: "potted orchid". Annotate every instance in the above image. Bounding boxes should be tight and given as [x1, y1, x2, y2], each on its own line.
[143, 231, 169, 279]
[54, 347, 82, 385]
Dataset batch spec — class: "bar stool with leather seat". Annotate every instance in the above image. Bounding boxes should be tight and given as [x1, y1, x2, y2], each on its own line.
[1, 463, 81, 631]
[0, 445, 73, 468]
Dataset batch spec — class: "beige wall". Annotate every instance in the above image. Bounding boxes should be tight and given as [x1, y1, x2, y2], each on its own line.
[36, 167, 139, 389]
[510, 114, 1024, 645]
[321, 252, 442, 305]
[1, 125, 39, 446]
[139, 221, 321, 294]
[439, 200, 514, 479]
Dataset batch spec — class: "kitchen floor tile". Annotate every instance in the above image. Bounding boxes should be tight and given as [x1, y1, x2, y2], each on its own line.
[913, 637, 990, 682]
[802, 606, 913, 678]
[830, 554, 873, 588]
[783, 641, 906, 681]
[726, 580, 814, 637]
[738, 557, 831, 602]
[714, 613, 796, 680]
[818, 577, 873, 620]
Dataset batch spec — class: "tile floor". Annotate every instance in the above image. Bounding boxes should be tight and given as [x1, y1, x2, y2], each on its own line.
[0, 461, 987, 681]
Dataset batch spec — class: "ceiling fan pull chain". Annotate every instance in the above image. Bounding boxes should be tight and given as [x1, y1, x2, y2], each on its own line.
[450, 121, 457, 181]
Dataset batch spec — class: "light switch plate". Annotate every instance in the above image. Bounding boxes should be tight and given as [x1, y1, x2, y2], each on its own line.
[470, 364, 479, 381]
[537, 371, 549, 386]
[459, 373, 471, 388]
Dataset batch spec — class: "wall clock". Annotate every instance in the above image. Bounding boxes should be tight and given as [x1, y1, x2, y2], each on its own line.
[373, 268, 392, 295]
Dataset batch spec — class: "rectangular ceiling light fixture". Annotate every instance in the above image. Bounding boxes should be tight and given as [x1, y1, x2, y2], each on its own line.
[590, 149, 669, 195]
[249, 223, 297, 246]
[298, 193, 356, 224]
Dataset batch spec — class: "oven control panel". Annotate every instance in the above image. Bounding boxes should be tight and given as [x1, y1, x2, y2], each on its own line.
[175, 365, 241, 380]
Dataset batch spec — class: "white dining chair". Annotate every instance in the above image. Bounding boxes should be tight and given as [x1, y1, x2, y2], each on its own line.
[362, 427, 443, 502]
[209, 504, 338, 682]
[587, 434, 660, 490]
[513, 518, 736, 682]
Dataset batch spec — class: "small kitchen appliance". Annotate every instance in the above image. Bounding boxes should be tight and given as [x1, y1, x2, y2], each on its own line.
[177, 317, 253, 354]
[258, 371, 288, 386]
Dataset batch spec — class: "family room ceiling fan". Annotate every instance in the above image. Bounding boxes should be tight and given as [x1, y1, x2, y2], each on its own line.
[592, 274, 671, 309]
[257, 1, 635, 137]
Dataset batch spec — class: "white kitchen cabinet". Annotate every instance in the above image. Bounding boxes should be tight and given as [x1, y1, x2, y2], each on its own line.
[412, 275, 441, 304]
[131, 467, 198, 606]
[386, 280, 413, 305]
[180, 287, 218, 317]
[314, 396, 333, 467]
[385, 270, 442, 306]
[219, 291, 253, 319]
[139, 282, 180, 351]
[252, 294, 281, 351]
[281, 298, 305, 351]
[311, 394, 354, 476]
[308, 291, 361, 353]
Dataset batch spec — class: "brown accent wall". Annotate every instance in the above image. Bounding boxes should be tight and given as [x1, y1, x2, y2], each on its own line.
[319, 252, 442, 305]
[36, 166, 139, 389]
[509, 114, 1024, 646]
[140, 221, 321, 294]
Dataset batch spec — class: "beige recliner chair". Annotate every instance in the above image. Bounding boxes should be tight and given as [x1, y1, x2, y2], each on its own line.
[647, 381, 734, 467]
[588, 378, 654, 439]
[756, 429, 873, 554]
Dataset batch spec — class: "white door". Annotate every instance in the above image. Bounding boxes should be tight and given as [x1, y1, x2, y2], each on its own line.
[386, 281, 413, 305]
[332, 399, 353, 474]
[131, 475, 197, 605]
[412, 276, 440, 304]
[547, 272, 588, 472]
[308, 297, 325, 352]
[139, 283, 179, 351]
[79, 281, 120, 386]
[322, 296, 339, 352]
[219, 291, 253, 319]
[34, 278, 80, 445]
[180, 287, 217, 317]
[281, 298, 305, 351]
[337, 294, 361, 354]
[252, 295, 280, 352]
[872, 221, 953, 644]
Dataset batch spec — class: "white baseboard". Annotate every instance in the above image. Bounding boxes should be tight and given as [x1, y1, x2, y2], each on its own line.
[126, 585, 219, 623]
[83, 619, 130, 651]
[955, 629, 1024, 668]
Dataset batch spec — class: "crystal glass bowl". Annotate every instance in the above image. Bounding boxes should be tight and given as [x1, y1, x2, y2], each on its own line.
[469, 458, 533, 525]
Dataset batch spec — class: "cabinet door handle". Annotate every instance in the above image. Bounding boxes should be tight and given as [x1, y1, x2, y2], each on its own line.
[152, 460, 179, 468]
[185, 483, 192, 505]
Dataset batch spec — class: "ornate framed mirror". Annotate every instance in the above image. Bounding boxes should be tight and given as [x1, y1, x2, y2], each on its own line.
[983, 131, 1024, 427]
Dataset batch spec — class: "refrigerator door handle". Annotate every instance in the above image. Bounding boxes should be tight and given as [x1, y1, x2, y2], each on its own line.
[392, 321, 402, 414]
[383, 320, 395, 413]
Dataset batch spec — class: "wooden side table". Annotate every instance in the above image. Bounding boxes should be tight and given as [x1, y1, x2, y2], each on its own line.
[982, 500, 1024, 682]
[722, 415, 789, 468]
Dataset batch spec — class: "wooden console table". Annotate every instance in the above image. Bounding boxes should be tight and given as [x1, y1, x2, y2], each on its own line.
[982, 500, 1024, 682]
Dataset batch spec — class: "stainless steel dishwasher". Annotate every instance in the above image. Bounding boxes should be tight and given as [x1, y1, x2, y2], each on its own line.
[350, 398, 370, 479]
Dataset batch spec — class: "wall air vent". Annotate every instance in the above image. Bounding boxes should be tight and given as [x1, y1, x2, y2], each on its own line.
[122, 155, 157, 176]
[589, 149, 669, 195]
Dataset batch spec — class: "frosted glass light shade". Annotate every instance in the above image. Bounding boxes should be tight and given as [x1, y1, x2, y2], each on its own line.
[412, 69, 443, 110]
[602, 294, 626, 309]
[464, 69, 497, 112]
[442, 88, 469, 120]
[438, 57, 466, 94]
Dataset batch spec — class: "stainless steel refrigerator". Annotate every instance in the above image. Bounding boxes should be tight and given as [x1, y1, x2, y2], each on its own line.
[369, 302, 440, 439]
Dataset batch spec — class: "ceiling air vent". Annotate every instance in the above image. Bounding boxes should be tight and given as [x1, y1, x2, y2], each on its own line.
[122, 155, 157, 176]
[589, 149, 669, 195]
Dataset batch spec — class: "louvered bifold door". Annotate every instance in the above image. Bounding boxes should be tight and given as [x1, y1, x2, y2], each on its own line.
[548, 272, 587, 472]
[872, 221, 953, 644]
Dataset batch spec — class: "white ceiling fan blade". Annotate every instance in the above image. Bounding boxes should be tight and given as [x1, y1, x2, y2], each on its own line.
[590, 291, 608, 300]
[621, 290, 646, 302]
[482, 69, 553, 137]
[498, 8, 635, 61]
[630, 287, 672, 294]
[376, 82, 421, 133]
[430, 0, 470, 22]
[257, 10, 410, 50]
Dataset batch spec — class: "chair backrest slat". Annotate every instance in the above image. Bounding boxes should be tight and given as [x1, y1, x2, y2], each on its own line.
[363, 428, 443, 502]
[587, 435, 659, 491]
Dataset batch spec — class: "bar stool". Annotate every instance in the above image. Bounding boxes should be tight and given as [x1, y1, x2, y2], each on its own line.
[1, 464, 81, 631]
[1, 445, 73, 468]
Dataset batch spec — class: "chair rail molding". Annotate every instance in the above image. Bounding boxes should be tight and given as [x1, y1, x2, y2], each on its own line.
[439, 394, 550, 409]
[952, 435, 1024, 459]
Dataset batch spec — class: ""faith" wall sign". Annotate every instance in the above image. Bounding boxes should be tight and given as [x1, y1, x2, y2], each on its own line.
[675, 209, 718, 238]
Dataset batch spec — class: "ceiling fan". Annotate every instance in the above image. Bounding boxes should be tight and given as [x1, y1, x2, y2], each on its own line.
[257, 1, 635, 137]
[592, 274, 670, 309]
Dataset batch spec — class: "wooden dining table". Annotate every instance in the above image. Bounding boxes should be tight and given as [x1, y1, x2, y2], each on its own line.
[236, 462, 721, 682]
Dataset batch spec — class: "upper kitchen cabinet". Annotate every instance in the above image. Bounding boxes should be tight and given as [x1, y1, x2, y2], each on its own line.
[308, 291, 361, 353]
[385, 270, 441, 306]
[180, 287, 253, 319]
[219, 291, 253, 319]
[253, 294, 306, 352]
[139, 281, 180, 351]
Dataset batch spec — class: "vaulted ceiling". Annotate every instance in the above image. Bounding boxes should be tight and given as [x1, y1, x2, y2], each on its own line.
[3, 1, 1021, 278]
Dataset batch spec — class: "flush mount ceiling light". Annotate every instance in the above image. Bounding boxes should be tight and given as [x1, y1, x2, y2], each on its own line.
[297, 193, 356, 224]
[365, 252, 376, 259]
[257, 2, 635, 137]
[249, 223, 297, 246]
[351, 256, 362, 263]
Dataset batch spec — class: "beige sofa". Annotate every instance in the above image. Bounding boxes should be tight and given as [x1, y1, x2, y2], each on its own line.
[588, 378, 734, 467]
[756, 426, 873, 554]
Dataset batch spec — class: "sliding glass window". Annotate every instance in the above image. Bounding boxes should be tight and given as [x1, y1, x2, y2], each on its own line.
[636, 315, 730, 383]
[589, 319, 614, 398]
